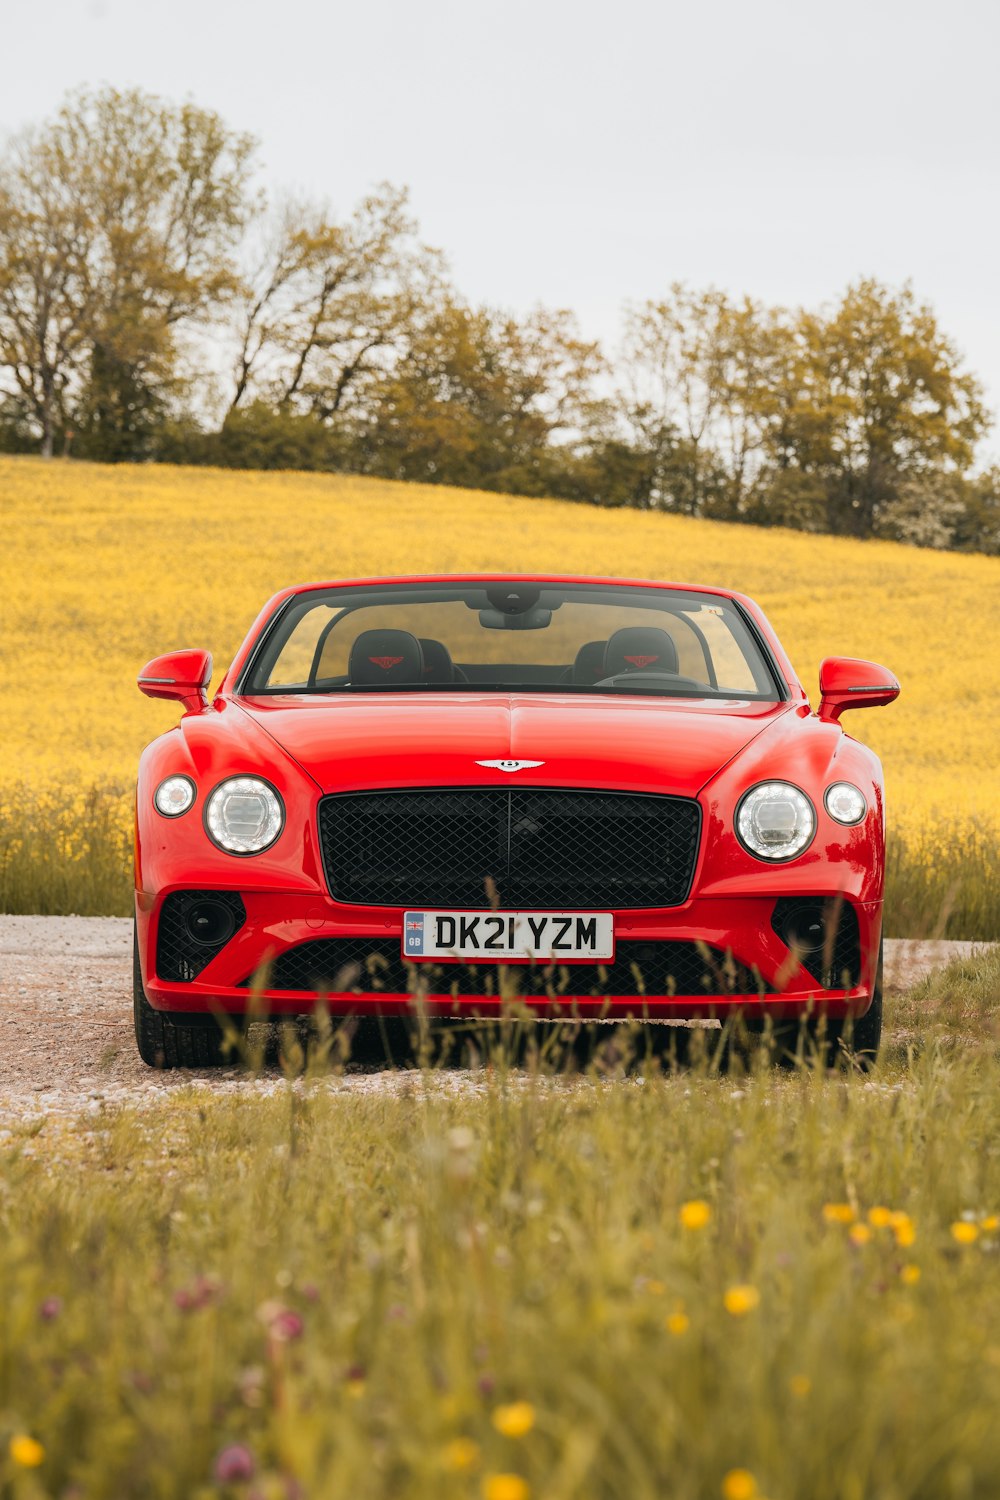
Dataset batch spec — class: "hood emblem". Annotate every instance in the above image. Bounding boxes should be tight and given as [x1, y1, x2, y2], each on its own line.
[476, 759, 545, 774]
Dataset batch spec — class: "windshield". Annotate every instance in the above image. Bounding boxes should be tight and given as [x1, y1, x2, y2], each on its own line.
[242, 581, 782, 700]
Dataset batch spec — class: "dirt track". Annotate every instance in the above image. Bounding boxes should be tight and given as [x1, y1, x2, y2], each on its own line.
[0, 916, 991, 1119]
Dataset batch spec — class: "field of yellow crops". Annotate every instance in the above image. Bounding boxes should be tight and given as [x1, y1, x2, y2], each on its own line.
[1, 454, 998, 929]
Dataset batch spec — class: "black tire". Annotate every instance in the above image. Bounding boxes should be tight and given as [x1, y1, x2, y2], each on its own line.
[824, 939, 883, 1069]
[133, 922, 229, 1069]
[752, 940, 883, 1071]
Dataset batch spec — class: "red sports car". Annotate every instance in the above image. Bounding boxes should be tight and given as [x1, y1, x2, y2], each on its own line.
[134, 575, 899, 1068]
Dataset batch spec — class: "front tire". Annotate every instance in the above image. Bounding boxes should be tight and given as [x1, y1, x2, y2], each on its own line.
[133, 921, 229, 1069]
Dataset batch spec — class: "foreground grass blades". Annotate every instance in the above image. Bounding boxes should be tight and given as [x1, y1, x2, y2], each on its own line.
[2, 953, 1000, 1499]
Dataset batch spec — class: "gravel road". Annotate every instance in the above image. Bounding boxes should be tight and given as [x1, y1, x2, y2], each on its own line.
[0, 916, 991, 1119]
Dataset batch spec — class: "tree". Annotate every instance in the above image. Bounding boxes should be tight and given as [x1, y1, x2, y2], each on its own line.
[787, 280, 989, 537]
[0, 87, 256, 458]
[227, 185, 444, 432]
[357, 301, 605, 493]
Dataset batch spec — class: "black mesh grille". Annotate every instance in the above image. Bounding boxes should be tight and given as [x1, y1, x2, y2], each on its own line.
[241, 938, 768, 997]
[156, 891, 247, 982]
[317, 789, 701, 909]
[771, 898, 861, 988]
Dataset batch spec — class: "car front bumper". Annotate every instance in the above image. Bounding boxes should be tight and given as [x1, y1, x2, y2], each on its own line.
[135, 889, 883, 1021]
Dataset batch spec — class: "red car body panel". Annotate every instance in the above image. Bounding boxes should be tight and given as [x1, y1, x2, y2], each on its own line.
[135, 575, 890, 1023]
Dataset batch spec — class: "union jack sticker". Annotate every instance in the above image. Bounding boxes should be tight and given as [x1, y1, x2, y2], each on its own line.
[403, 912, 425, 956]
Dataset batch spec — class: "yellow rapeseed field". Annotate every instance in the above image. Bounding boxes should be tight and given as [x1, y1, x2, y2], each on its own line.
[1, 454, 998, 924]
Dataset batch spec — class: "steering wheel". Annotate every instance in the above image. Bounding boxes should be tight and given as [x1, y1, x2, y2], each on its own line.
[592, 671, 706, 690]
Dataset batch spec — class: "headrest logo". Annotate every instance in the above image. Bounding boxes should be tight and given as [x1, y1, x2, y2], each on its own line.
[624, 654, 658, 668]
[369, 655, 404, 670]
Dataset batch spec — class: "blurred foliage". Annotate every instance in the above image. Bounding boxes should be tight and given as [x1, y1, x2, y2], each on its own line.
[3, 950, 1000, 1496]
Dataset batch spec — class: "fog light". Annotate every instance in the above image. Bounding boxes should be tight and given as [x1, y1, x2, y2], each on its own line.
[185, 899, 238, 948]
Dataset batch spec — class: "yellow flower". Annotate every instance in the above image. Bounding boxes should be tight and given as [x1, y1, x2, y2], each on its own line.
[346, 1377, 366, 1399]
[723, 1285, 760, 1318]
[900, 1264, 921, 1285]
[822, 1202, 855, 1224]
[892, 1216, 916, 1247]
[982, 1215, 999, 1232]
[645, 1279, 667, 1296]
[951, 1221, 979, 1245]
[9, 1435, 45, 1468]
[482, 1474, 530, 1500]
[492, 1402, 536, 1438]
[666, 1311, 690, 1337]
[848, 1224, 872, 1246]
[789, 1373, 812, 1398]
[868, 1206, 893, 1228]
[722, 1468, 758, 1500]
[442, 1438, 480, 1472]
[679, 1199, 712, 1230]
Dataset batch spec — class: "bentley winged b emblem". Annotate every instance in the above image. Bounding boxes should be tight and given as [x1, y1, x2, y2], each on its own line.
[475, 759, 545, 773]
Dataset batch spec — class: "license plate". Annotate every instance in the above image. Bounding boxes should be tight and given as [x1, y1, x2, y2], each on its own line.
[402, 910, 614, 962]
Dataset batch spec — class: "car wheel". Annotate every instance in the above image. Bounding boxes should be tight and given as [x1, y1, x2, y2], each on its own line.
[824, 939, 883, 1069]
[133, 921, 229, 1069]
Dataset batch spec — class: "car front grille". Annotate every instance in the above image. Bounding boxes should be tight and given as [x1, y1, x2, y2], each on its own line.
[240, 938, 767, 997]
[317, 788, 701, 910]
[156, 891, 247, 982]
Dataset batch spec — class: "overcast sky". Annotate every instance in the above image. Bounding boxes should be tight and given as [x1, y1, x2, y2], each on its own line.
[4, 0, 999, 447]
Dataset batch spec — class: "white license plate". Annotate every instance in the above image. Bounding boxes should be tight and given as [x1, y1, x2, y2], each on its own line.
[402, 910, 614, 962]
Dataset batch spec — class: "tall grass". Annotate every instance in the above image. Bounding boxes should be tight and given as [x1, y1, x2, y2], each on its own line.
[2, 781, 997, 938]
[2, 953, 1000, 1498]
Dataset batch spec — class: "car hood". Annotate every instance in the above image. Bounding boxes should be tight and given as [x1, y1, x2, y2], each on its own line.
[236, 693, 796, 798]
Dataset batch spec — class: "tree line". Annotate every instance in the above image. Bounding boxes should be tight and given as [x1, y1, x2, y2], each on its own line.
[1, 87, 997, 554]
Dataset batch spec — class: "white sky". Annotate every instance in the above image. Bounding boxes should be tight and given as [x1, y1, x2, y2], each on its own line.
[4, 0, 999, 449]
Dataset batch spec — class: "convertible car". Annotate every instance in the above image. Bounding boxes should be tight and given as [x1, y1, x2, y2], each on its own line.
[133, 575, 899, 1068]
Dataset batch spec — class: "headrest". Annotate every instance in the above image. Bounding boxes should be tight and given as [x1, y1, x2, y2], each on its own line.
[349, 629, 424, 686]
[573, 640, 608, 685]
[419, 638, 456, 684]
[604, 626, 678, 677]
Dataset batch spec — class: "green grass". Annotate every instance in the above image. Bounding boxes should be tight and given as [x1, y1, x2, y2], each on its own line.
[3, 953, 1000, 1499]
[1, 783, 998, 939]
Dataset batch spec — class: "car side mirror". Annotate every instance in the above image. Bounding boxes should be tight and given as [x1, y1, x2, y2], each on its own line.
[138, 649, 213, 714]
[818, 657, 899, 723]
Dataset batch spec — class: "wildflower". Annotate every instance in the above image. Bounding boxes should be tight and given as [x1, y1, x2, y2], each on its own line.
[482, 1475, 530, 1500]
[951, 1221, 979, 1245]
[680, 1199, 712, 1230]
[722, 1468, 758, 1500]
[270, 1309, 304, 1342]
[900, 1264, 921, 1285]
[822, 1202, 855, 1224]
[789, 1373, 811, 1398]
[723, 1285, 760, 1317]
[983, 1215, 999, 1232]
[214, 1444, 254, 1483]
[848, 1224, 872, 1246]
[9, 1435, 45, 1468]
[39, 1296, 63, 1321]
[868, 1206, 892, 1228]
[492, 1402, 536, 1438]
[666, 1311, 690, 1337]
[645, 1278, 667, 1296]
[442, 1438, 480, 1472]
[891, 1213, 916, 1248]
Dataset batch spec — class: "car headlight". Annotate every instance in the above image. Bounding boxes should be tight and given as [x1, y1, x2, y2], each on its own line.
[154, 775, 196, 817]
[736, 781, 816, 861]
[205, 777, 284, 854]
[824, 782, 867, 825]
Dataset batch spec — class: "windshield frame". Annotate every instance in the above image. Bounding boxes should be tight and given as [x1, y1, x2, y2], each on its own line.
[236, 581, 789, 703]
